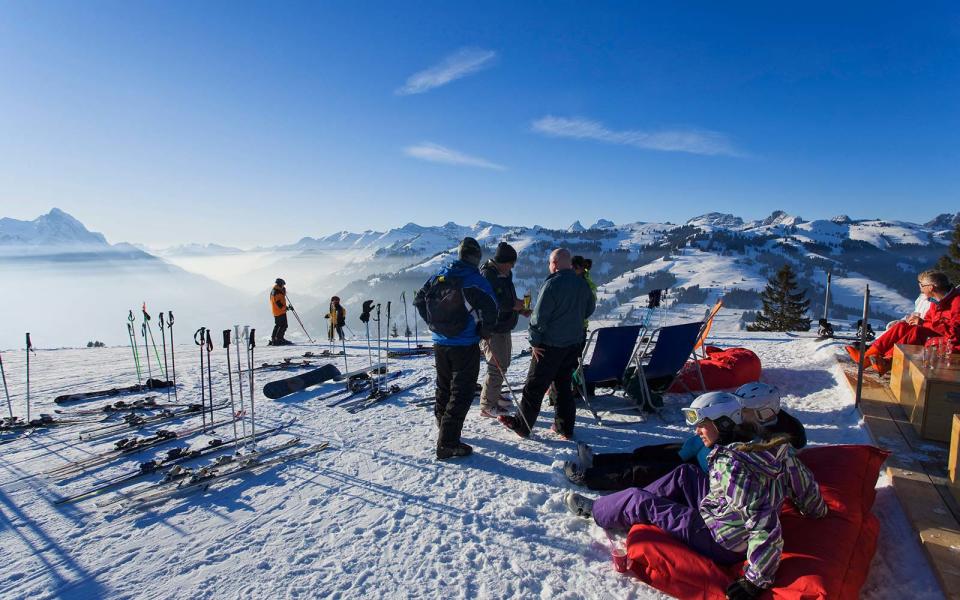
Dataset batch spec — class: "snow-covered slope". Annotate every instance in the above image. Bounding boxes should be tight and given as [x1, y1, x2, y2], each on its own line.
[0, 332, 942, 599]
[0, 208, 108, 250]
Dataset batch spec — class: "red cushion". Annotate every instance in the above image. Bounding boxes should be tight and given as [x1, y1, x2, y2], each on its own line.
[668, 346, 762, 393]
[624, 445, 890, 600]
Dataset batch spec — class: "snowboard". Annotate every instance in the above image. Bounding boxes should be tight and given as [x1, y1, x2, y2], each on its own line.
[386, 347, 435, 358]
[262, 364, 341, 399]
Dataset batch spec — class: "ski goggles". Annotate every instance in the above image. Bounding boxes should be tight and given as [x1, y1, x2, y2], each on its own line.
[682, 407, 709, 426]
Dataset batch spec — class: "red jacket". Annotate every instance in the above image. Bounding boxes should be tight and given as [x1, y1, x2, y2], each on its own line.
[924, 287, 960, 351]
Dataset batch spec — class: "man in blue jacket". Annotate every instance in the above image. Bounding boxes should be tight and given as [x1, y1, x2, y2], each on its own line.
[500, 248, 595, 439]
[429, 237, 498, 460]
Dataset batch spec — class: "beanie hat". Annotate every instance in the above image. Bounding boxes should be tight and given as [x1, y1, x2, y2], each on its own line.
[458, 237, 482, 267]
[494, 242, 518, 264]
[275, 278, 286, 286]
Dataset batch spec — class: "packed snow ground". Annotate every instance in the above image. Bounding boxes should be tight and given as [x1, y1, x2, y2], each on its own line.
[0, 329, 944, 599]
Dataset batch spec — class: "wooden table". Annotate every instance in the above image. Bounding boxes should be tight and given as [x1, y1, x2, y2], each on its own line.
[891, 344, 960, 442]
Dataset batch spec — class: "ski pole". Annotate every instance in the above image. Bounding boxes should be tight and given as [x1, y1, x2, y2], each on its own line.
[247, 328, 257, 447]
[341, 332, 349, 374]
[126, 322, 142, 387]
[128, 311, 143, 387]
[384, 301, 392, 389]
[234, 325, 248, 442]
[491, 352, 533, 433]
[141, 322, 153, 382]
[158, 312, 171, 400]
[194, 327, 207, 431]
[142, 304, 166, 378]
[25, 333, 35, 423]
[0, 351, 11, 419]
[223, 330, 239, 446]
[413, 291, 420, 347]
[375, 303, 382, 381]
[168, 311, 178, 401]
[205, 328, 214, 428]
[401, 292, 411, 349]
[285, 294, 314, 342]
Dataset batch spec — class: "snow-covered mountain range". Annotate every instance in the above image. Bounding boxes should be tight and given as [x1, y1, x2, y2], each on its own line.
[0, 208, 956, 347]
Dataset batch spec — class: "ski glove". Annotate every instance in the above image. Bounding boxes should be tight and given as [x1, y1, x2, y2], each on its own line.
[725, 578, 764, 600]
[287, 304, 293, 310]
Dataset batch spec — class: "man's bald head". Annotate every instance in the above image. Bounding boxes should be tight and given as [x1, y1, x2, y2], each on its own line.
[549, 248, 572, 273]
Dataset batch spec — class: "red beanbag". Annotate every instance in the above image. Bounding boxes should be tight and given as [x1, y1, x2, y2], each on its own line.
[668, 346, 762, 393]
[624, 444, 889, 599]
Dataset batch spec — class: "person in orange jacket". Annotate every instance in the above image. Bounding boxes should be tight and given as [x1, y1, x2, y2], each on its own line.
[270, 278, 294, 345]
[847, 270, 958, 374]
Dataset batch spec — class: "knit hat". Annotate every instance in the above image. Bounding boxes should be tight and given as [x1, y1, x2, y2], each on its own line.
[275, 278, 286, 286]
[458, 237, 482, 267]
[494, 242, 518, 264]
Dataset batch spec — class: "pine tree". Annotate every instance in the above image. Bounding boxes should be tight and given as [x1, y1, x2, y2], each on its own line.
[748, 265, 811, 331]
[391, 323, 399, 338]
[935, 220, 960, 285]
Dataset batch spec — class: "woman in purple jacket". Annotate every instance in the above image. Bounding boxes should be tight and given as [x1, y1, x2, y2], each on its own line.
[565, 392, 827, 600]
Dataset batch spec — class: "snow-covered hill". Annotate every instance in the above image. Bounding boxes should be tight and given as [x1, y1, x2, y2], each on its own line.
[1, 208, 956, 347]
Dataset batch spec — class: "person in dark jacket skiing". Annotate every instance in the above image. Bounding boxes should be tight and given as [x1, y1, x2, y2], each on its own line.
[564, 382, 806, 491]
[426, 237, 498, 460]
[478, 242, 532, 417]
[270, 278, 293, 345]
[499, 248, 595, 439]
[565, 392, 827, 599]
[325, 296, 347, 341]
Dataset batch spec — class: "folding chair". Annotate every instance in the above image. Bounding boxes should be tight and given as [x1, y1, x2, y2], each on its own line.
[693, 300, 723, 361]
[633, 321, 705, 413]
[574, 325, 643, 424]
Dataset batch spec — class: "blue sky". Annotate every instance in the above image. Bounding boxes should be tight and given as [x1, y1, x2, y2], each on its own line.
[0, 1, 957, 247]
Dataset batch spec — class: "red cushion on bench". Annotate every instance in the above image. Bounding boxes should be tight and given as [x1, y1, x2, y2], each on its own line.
[668, 346, 762, 393]
[624, 444, 889, 599]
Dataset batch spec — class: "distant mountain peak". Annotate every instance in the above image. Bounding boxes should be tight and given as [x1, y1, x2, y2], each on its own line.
[686, 212, 744, 229]
[567, 220, 586, 233]
[925, 213, 960, 230]
[831, 214, 852, 225]
[0, 208, 109, 248]
[591, 218, 615, 229]
[760, 210, 803, 227]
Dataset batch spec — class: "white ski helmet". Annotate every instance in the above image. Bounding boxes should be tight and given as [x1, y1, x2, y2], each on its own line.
[682, 392, 743, 429]
[735, 382, 781, 425]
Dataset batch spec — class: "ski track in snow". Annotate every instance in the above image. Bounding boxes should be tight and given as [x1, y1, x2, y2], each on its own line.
[0, 329, 943, 599]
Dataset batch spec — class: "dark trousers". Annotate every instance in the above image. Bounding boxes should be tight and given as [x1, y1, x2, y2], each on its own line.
[272, 314, 288, 342]
[434, 344, 481, 447]
[584, 443, 686, 491]
[518, 344, 581, 436]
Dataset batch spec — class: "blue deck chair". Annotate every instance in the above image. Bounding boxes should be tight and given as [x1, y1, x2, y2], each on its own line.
[574, 325, 643, 424]
[634, 321, 705, 412]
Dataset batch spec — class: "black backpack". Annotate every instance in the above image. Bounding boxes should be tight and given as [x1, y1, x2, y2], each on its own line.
[414, 275, 469, 337]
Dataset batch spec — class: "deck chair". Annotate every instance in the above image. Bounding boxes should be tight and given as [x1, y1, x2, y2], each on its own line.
[633, 321, 705, 413]
[693, 300, 724, 361]
[574, 325, 643, 424]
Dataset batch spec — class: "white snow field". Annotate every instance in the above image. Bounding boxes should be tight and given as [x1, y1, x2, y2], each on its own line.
[0, 330, 944, 599]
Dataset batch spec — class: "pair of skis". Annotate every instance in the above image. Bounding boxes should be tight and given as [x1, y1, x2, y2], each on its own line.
[100, 439, 329, 510]
[342, 376, 430, 414]
[54, 421, 294, 505]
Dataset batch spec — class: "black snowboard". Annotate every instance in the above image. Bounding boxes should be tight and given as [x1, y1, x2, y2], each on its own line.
[54, 378, 174, 405]
[262, 364, 341, 399]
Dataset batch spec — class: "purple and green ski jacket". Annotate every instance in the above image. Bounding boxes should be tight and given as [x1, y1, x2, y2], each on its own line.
[701, 440, 827, 588]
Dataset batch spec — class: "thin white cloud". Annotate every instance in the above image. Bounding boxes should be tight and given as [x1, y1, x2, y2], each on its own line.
[396, 48, 497, 95]
[403, 142, 505, 170]
[531, 116, 744, 157]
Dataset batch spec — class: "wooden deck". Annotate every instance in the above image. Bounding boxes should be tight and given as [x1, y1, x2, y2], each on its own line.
[837, 359, 960, 598]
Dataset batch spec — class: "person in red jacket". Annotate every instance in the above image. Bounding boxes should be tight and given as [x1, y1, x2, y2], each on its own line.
[847, 270, 958, 374]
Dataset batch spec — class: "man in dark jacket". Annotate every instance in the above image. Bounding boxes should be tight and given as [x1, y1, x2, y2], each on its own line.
[500, 248, 595, 439]
[429, 237, 498, 460]
[478, 242, 532, 417]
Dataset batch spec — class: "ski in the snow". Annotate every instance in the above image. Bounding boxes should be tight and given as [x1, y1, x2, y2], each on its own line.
[77, 403, 221, 442]
[54, 422, 293, 504]
[54, 378, 174, 405]
[344, 377, 431, 414]
[324, 371, 404, 407]
[113, 440, 329, 509]
[45, 416, 237, 480]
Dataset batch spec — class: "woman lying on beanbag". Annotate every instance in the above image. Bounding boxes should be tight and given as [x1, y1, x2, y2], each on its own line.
[565, 383, 806, 491]
[565, 392, 827, 600]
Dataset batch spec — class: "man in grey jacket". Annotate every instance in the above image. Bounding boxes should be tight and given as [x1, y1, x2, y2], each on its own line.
[500, 248, 595, 439]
